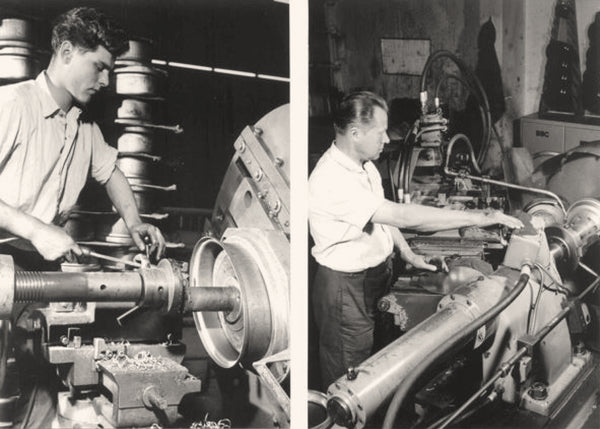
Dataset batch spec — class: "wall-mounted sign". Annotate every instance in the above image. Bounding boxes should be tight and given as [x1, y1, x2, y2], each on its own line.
[381, 38, 430, 75]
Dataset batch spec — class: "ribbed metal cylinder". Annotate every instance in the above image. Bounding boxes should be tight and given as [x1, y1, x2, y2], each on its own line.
[14, 272, 46, 301]
[13, 271, 143, 303]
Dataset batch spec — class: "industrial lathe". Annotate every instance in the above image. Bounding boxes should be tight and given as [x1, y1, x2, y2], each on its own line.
[0, 104, 289, 428]
[315, 73, 600, 428]
[325, 197, 600, 429]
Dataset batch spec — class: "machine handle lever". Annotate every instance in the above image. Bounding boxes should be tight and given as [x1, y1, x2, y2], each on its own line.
[116, 304, 141, 326]
[80, 247, 142, 269]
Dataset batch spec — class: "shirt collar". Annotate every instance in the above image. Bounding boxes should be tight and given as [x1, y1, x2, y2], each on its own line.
[329, 141, 367, 173]
[35, 72, 82, 120]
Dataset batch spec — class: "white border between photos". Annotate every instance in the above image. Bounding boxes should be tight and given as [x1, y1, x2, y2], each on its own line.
[290, 0, 309, 428]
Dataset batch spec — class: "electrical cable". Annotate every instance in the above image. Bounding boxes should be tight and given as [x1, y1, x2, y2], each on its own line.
[528, 267, 545, 335]
[445, 133, 482, 174]
[534, 263, 570, 296]
[435, 347, 527, 429]
[395, 144, 407, 199]
[404, 145, 413, 196]
[381, 265, 532, 429]
[388, 153, 398, 202]
[395, 121, 419, 200]
[415, 125, 447, 141]
[435, 74, 489, 163]
[426, 395, 495, 429]
[20, 382, 38, 429]
[437, 272, 600, 429]
[420, 50, 492, 165]
[0, 321, 8, 395]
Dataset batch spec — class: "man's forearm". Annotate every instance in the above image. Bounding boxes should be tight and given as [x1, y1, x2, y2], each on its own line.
[105, 167, 142, 228]
[390, 227, 411, 254]
[390, 227, 419, 262]
[373, 200, 489, 232]
[0, 198, 44, 241]
[105, 167, 166, 256]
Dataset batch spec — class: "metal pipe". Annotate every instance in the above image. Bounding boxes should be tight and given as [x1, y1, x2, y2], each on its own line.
[328, 307, 473, 427]
[82, 250, 142, 269]
[150, 59, 290, 83]
[0, 321, 7, 395]
[443, 167, 567, 215]
[12, 268, 245, 314]
[187, 287, 240, 312]
[436, 347, 527, 429]
[327, 272, 520, 428]
[436, 274, 600, 429]
[378, 267, 531, 429]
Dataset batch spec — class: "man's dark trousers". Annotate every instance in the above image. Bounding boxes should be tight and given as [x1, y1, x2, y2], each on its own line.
[312, 257, 392, 390]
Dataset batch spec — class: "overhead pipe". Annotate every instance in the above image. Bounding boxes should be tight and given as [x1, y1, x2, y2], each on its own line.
[150, 59, 290, 83]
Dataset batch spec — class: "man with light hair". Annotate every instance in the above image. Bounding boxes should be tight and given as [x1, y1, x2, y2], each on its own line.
[309, 90, 523, 388]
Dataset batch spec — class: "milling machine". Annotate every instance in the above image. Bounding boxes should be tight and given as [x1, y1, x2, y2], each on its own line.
[0, 105, 290, 429]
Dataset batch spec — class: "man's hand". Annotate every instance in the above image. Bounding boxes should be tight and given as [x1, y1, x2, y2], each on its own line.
[129, 223, 166, 259]
[105, 169, 166, 260]
[479, 210, 524, 230]
[29, 223, 82, 261]
[405, 253, 449, 272]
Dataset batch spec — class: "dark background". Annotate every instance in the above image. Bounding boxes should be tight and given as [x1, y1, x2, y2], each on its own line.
[0, 0, 289, 209]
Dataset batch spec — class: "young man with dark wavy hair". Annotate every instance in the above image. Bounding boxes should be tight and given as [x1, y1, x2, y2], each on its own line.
[0, 7, 165, 264]
[0, 7, 166, 427]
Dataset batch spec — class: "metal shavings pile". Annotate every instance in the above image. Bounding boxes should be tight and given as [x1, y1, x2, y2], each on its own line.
[190, 414, 232, 429]
[104, 350, 167, 371]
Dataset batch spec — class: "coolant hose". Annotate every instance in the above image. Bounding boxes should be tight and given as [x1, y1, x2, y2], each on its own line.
[381, 265, 532, 429]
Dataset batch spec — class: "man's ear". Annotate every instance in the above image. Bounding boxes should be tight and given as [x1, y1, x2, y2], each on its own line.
[58, 41, 74, 64]
[350, 126, 360, 140]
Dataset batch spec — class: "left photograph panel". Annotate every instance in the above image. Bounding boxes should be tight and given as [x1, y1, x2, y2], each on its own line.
[0, 0, 289, 428]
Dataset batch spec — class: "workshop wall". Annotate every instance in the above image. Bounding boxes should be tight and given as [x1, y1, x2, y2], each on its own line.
[308, 0, 561, 162]
[0, 0, 289, 209]
[316, 0, 480, 102]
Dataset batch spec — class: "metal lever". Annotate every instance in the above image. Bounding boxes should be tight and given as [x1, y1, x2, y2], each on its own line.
[130, 183, 177, 192]
[115, 119, 184, 134]
[116, 304, 141, 326]
[144, 236, 151, 260]
[80, 247, 142, 269]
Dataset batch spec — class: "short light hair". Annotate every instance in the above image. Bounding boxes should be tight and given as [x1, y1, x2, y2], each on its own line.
[333, 91, 388, 134]
[51, 7, 128, 58]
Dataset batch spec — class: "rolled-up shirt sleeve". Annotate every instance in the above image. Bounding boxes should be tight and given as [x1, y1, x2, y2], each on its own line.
[89, 123, 117, 185]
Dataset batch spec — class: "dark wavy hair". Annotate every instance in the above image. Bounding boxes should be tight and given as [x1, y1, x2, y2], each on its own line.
[51, 7, 128, 58]
[333, 91, 388, 134]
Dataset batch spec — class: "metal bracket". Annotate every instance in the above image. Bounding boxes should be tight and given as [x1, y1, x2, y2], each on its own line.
[252, 349, 290, 426]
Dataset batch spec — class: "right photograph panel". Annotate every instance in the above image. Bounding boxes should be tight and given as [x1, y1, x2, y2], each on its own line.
[307, 1, 600, 428]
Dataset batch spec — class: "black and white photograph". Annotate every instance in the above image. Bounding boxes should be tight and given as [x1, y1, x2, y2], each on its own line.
[3, 0, 600, 428]
[308, 1, 600, 428]
[0, 0, 289, 428]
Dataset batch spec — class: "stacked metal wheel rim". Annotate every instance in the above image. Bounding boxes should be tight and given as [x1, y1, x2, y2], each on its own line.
[0, 18, 42, 83]
[69, 38, 180, 266]
[111, 37, 179, 235]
